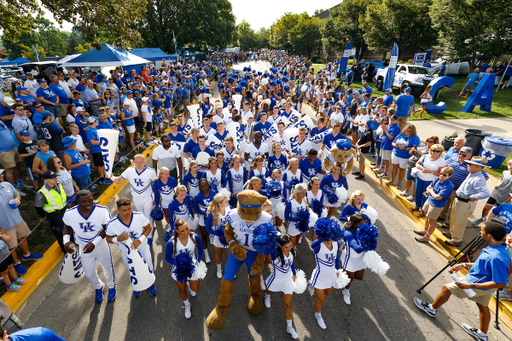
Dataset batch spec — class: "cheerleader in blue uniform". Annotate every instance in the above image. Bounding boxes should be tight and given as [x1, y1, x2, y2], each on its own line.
[282, 158, 302, 199]
[226, 155, 246, 207]
[167, 185, 195, 240]
[339, 190, 368, 223]
[165, 219, 204, 319]
[205, 193, 231, 279]
[320, 162, 348, 218]
[193, 178, 216, 264]
[263, 234, 299, 339]
[340, 214, 367, 306]
[153, 167, 178, 228]
[249, 155, 269, 190]
[181, 161, 204, 198]
[285, 183, 308, 246]
[267, 169, 286, 227]
[203, 157, 227, 193]
[307, 177, 323, 241]
[216, 151, 229, 174]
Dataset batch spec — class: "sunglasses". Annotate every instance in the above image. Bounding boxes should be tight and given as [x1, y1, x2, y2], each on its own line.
[35, 105, 42, 108]
[426, 140, 434, 143]
[56, 161, 62, 164]
[432, 150, 441, 153]
[460, 153, 467, 157]
[16, 108, 24, 111]
[440, 173, 449, 177]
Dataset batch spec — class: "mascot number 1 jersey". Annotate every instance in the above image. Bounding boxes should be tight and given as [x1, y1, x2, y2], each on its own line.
[227, 211, 273, 252]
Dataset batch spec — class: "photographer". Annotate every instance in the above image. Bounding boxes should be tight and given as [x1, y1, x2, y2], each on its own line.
[415, 221, 511, 341]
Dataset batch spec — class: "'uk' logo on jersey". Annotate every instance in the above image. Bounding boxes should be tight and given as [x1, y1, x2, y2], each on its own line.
[79, 222, 94, 233]
[325, 254, 336, 262]
[128, 231, 138, 240]
[134, 179, 144, 187]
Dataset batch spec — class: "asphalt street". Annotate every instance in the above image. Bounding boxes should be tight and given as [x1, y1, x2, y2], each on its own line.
[14, 61, 512, 341]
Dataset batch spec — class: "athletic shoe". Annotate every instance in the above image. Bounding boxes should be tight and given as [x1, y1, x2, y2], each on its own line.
[184, 304, 191, 319]
[147, 238, 153, 246]
[355, 174, 365, 180]
[351, 171, 361, 175]
[95, 283, 105, 303]
[462, 323, 488, 341]
[108, 287, 117, 302]
[146, 142, 153, 146]
[493, 290, 512, 301]
[342, 289, 351, 305]
[445, 239, 461, 246]
[407, 196, 414, 201]
[100, 178, 113, 185]
[134, 291, 142, 298]
[471, 217, 486, 226]
[413, 230, 426, 236]
[18, 191, 26, 197]
[204, 252, 211, 264]
[378, 173, 387, 179]
[308, 284, 315, 296]
[91, 184, 98, 191]
[22, 184, 34, 190]
[287, 326, 299, 339]
[216, 268, 223, 279]
[315, 313, 326, 329]
[13, 278, 26, 285]
[399, 190, 408, 196]
[22, 253, 44, 261]
[7, 283, 22, 292]
[264, 294, 271, 308]
[13, 263, 27, 276]
[415, 236, 429, 243]
[414, 297, 436, 317]
[149, 284, 157, 296]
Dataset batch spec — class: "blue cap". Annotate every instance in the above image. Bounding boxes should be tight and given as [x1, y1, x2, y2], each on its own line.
[38, 79, 46, 84]
[405, 87, 412, 92]
[62, 136, 78, 148]
[16, 86, 28, 91]
[336, 139, 352, 151]
[41, 112, 51, 119]
[126, 90, 133, 95]
[19, 130, 30, 136]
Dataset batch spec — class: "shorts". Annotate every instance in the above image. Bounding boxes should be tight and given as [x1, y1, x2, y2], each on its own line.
[381, 149, 392, 161]
[59, 103, 69, 117]
[27, 167, 39, 181]
[421, 201, 443, 220]
[91, 152, 105, 167]
[126, 125, 136, 134]
[0, 148, 21, 169]
[145, 122, 153, 131]
[391, 153, 409, 169]
[446, 281, 495, 306]
[463, 83, 475, 91]
[358, 152, 366, 165]
[5, 220, 31, 248]
[0, 254, 13, 272]
[405, 167, 415, 181]
[485, 197, 498, 206]
[503, 75, 510, 82]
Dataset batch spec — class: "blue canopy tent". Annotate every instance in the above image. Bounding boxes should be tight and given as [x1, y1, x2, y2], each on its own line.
[62, 43, 150, 67]
[0, 58, 13, 66]
[10, 58, 31, 66]
[130, 48, 177, 70]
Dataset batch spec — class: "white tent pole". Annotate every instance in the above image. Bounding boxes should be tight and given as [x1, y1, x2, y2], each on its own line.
[496, 57, 512, 93]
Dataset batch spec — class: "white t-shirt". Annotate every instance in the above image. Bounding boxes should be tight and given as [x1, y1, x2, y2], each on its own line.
[121, 166, 157, 198]
[106, 212, 150, 242]
[242, 110, 254, 122]
[66, 113, 76, 125]
[24, 79, 40, 99]
[62, 205, 111, 248]
[246, 142, 269, 162]
[418, 155, 446, 182]
[141, 104, 152, 123]
[59, 80, 73, 99]
[71, 134, 86, 152]
[124, 98, 139, 117]
[152, 145, 181, 171]
[200, 126, 215, 140]
[67, 77, 79, 90]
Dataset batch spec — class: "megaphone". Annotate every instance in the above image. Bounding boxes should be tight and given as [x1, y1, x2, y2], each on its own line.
[121, 238, 155, 291]
[59, 247, 85, 284]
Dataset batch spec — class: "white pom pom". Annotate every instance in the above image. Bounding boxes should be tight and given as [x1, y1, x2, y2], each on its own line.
[261, 78, 268, 86]
[309, 210, 318, 228]
[293, 269, 308, 294]
[219, 187, 231, 198]
[190, 214, 200, 230]
[334, 269, 351, 289]
[239, 141, 248, 153]
[275, 202, 285, 220]
[360, 206, 378, 224]
[301, 85, 308, 92]
[321, 208, 328, 218]
[192, 261, 208, 280]
[363, 251, 389, 275]
[334, 187, 348, 206]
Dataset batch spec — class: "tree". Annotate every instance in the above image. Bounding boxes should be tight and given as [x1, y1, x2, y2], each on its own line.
[430, 0, 512, 68]
[66, 27, 85, 55]
[20, 43, 46, 61]
[255, 28, 270, 49]
[289, 14, 322, 56]
[75, 43, 94, 54]
[33, 17, 67, 57]
[269, 13, 299, 52]
[237, 21, 257, 51]
[1, 33, 37, 60]
[0, 0, 147, 48]
[359, 0, 437, 56]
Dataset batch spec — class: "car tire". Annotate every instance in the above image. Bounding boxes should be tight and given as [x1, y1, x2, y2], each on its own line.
[375, 79, 383, 91]
[401, 82, 411, 93]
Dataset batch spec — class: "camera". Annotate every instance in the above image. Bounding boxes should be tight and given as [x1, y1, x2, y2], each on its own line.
[423, 191, 429, 198]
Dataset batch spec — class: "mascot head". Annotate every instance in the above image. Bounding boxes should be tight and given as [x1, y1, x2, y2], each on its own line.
[330, 139, 354, 164]
[237, 190, 267, 224]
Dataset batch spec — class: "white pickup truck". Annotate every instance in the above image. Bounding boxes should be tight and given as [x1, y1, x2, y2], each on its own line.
[373, 64, 436, 93]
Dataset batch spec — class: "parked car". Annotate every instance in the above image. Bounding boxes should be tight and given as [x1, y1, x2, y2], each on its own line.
[0, 71, 24, 93]
[429, 57, 470, 75]
[21, 62, 70, 84]
[0, 68, 26, 81]
[350, 61, 386, 81]
[373, 64, 436, 92]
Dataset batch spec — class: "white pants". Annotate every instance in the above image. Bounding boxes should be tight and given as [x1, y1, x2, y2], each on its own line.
[80, 239, 116, 290]
[120, 241, 154, 272]
[133, 195, 154, 238]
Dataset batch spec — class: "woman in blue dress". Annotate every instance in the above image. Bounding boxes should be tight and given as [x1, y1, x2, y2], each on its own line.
[320, 162, 348, 218]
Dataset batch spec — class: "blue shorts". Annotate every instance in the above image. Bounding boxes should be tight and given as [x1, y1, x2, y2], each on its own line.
[223, 249, 259, 281]
[463, 83, 475, 91]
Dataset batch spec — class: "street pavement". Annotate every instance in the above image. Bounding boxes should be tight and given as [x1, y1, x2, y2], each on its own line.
[14, 61, 512, 340]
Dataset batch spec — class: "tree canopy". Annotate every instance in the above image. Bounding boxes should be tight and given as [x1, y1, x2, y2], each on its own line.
[269, 13, 321, 56]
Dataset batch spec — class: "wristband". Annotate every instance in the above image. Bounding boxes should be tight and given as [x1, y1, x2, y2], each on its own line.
[92, 236, 103, 246]
[112, 237, 118, 244]
[462, 263, 467, 268]
[139, 235, 147, 244]
[63, 234, 71, 245]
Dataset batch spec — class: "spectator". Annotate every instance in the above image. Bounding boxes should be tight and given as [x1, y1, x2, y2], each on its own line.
[17, 130, 39, 191]
[32, 140, 56, 178]
[386, 122, 418, 187]
[459, 69, 481, 98]
[393, 87, 414, 130]
[86, 117, 111, 184]
[353, 120, 374, 180]
[67, 70, 80, 91]
[0, 169, 43, 276]
[0, 120, 26, 191]
[0, 325, 65, 341]
[48, 75, 70, 124]
[24, 72, 39, 98]
[74, 106, 88, 143]
[12, 103, 37, 142]
[445, 137, 466, 160]
[124, 90, 139, 125]
[62, 136, 92, 190]
[47, 156, 79, 206]
[0, 227, 26, 292]
[0, 97, 15, 129]
[82, 80, 102, 117]
[36, 79, 59, 118]
[98, 111, 113, 130]
[40, 112, 65, 160]
[69, 124, 88, 154]
[15, 86, 36, 113]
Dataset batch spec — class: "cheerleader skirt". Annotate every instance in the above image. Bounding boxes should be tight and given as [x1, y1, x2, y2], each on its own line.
[310, 266, 337, 290]
[265, 269, 294, 295]
[341, 246, 365, 272]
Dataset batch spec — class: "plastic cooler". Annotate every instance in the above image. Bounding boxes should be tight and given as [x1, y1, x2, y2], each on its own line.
[465, 129, 492, 156]
[478, 136, 512, 168]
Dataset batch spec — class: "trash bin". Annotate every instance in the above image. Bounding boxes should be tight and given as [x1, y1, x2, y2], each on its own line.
[478, 136, 512, 168]
[465, 129, 492, 156]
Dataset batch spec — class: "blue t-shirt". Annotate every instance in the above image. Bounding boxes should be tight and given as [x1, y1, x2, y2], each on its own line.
[380, 123, 400, 151]
[49, 83, 69, 104]
[9, 327, 65, 341]
[192, 146, 215, 159]
[394, 94, 414, 117]
[0, 121, 15, 152]
[467, 72, 480, 85]
[36, 87, 57, 108]
[465, 245, 510, 288]
[168, 131, 187, 142]
[0, 105, 14, 128]
[121, 108, 134, 126]
[392, 133, 420, 158]
[322, 131, 346, 150]
[253, 121, 272, 137]
[98, 120, 113, 130]
[86, 127, 101, 153]
[492, 203, 512, 233]
[16, 94, 36, 112]
[444, 146, 459, 160]
[299, 158, 322, 182]
[183, 139, 199, 155]
[427, 177, 455, 208]
[383, 94, 394, 107]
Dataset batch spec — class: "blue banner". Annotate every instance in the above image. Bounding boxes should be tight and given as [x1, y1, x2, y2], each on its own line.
[338, 41, 352, 75]
[383, 43, 398, 91]
[32, 45, 39, 62]
[173, 31, 178, 54]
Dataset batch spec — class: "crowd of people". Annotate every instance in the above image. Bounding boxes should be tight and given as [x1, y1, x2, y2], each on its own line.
[0, 50, 510, 340]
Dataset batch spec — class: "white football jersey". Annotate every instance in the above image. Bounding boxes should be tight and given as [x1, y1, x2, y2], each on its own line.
[121, 166, 157, 198]
[63, 205, 111, 247]
[106, 212, 150, 243]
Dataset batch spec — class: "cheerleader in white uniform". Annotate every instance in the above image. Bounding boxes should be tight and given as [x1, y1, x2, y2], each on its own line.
[267, 169, 286, 227]
[227, 155, 246, 207]
[203, 157, 227, 193]
[307, 177, 323, 241]
[153, 167, 178, 227]
[320, 162, 348, 218]
[282, 158, 302, 199]
[205, 193, 231, 279]
[249, 155, 269, 189]
[181, 161, 204, 197]
[340, 214, 366, 306]
[167, 185, 195, 237]
[285, 183, 308, 246]
[263, 234, 299, 339]
[165, 219, 204, 319]
[310, 226, 340, 330]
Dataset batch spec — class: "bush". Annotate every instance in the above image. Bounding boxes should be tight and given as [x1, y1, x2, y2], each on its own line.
[311, 56, 319, 63]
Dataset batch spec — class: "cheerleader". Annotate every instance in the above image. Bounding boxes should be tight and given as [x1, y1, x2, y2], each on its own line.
[263, 234, 299, 339]
[216, 151, 229, 174]
[193, 178, 216, 264]
[168, 185, 195, 237]
[267, 142, 289, 173]
[262, 199, 273, 215]
[203, 157, 227, 193]
[340, 214, 367, 306]
[285, 183, 308, 246]
[282, 158, 302, 199]
[267, 169, 286, 227]
[246, 176, 263, 193]
[153, 167, 177, 227]
[227, 155, 247, 207]
[181, 161, 204, 198]
[249, 155, 269, 190]
[205, 193, 231, 278]
[320, 162, 348, 218]
[310, 226, 340, 330]
[165, 219, 204, 319]
[339, 190, 368, 223]
[307, 177, 323, 241]
[220, 136, 240, 165]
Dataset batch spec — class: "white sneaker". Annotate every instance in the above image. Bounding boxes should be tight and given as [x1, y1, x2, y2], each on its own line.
[264, 294, 271, 308]
[343, 289, 351, 305]
[287, 326, 299, 339]
[315, 313, 326, 329]
[399, 191, 408, 196]
[216, 267, 223, 279]
[204, 252, 211, 264]
[406, 195, 414, 201]
[462, 323, 488, 341]
[186, 282, 196, 297]
[308, 284, 315, 296]
[493, 290, 512, 301]
[184, 304, 191, 319]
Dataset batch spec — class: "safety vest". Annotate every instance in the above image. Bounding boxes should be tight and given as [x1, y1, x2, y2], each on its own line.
[39, 183, 67, 213]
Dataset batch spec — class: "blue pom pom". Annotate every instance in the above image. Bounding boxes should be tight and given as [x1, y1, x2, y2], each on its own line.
[150, 207, 165, 221]
[296, 209, 310, 233]
[357, 223, 379, 251]
[288, 178, 300, 191]
[252, 223, 279, 255]
[217, 226, 228, 246]
[164, 230, 173, 242]
[314, 218, 335, 242]
[331, 220, 344, 241]
[327, 191, 338, 204]
[266, 179, 282, 198]
[172, 252, 195, 283]
[311, 199, 323, 216]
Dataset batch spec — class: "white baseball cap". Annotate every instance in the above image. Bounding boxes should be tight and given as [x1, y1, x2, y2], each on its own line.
[76, 106, 85, 112]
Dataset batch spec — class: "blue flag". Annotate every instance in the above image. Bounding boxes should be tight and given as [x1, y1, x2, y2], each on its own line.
[338, 41, 352, 75]
[32, 45, 39, 62]
[173, 31, 178, 53]
[383, 43, 398, 91]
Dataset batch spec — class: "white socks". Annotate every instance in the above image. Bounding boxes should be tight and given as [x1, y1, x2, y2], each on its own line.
[183, 299, 190, 306]
[217, 263, 222, 270]
[315, 312, 322, 319]
[287, 320, 293, 328]
[204, 252, 211, 263]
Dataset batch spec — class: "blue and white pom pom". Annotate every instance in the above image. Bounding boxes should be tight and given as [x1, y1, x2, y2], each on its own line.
[360, 206, 378, 224]
[217, 226, 228, 246]
[334, 187, 348, 206]
[296, 209, 310, 233]
[266, 179, 282, 198]
[252, 223, 279, 255]
[333, 269, 351, 289]
[314, 218, 336, 242]
[357, 223, 379, 251]
[173, 253, 195, 283]
[363, 251, 389, 275]
[331, 220, 344, 242]
[192, 261, 208, 280]
[219, 187, 231, 199]
[293, 269, 308, 294]
[150, 207, 165, 221]
[288, 178, 300, 191]
[274, 202, 286, 221]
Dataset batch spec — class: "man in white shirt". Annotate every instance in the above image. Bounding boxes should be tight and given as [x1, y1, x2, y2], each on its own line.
[67, 71, 79, 91]
[152, 136, 182, 180]
[124, 91, 139, 120]
[58, 73, 73, 100]
[24, 72, 39, 99]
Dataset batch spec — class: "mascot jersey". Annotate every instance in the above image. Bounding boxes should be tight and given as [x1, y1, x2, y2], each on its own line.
[226, 210, 273, 252]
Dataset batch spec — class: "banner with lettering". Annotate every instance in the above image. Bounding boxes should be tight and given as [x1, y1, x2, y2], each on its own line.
[97, 129, 119, 177]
